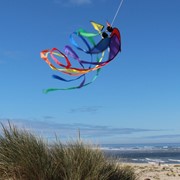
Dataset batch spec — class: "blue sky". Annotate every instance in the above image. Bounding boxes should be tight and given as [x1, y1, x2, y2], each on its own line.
[0, 0, 180, 144]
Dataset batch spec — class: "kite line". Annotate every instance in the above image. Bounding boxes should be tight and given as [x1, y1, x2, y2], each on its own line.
[111, 0, 124, 26]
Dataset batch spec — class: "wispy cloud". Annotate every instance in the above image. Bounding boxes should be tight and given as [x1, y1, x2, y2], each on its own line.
[0, 50, 24, 61]
[146, 134, 180, 139]
[0, 60, 5, 64]
[54, 0, 92, 6]
[69, 106, 102, 113]
[70, 0, 91, 5]
[4, 50, 23, 59]
[0, 118, 159, 141]
[43, 116, 55, 120]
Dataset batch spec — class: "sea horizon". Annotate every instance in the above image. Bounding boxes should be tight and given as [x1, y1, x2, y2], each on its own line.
[100, 142, 180, 164]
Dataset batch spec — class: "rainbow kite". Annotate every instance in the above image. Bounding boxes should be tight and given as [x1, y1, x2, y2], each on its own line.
[40, 21, 121, 93]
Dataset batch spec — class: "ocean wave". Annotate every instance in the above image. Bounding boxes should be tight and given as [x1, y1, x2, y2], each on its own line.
[145, 158, 165, 163]
[168, 159, 180, 163]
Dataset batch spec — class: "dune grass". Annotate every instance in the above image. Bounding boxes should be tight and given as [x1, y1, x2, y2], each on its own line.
[0, 122, 138, 180]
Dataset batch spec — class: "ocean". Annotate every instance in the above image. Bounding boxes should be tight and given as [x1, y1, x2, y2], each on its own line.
[100, 143, 180, 164]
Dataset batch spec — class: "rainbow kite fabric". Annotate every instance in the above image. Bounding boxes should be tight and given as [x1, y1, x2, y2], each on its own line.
[40, 21, 121, 93]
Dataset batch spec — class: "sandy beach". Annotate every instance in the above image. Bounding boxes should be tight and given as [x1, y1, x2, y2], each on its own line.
[126, 163, 180, 180]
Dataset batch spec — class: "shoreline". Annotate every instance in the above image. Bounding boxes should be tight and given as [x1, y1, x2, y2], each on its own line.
[123, 162, 180, 180]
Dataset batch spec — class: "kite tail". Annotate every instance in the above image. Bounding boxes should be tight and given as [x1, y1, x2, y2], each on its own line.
[43, 68, 101, 93]
[43, 74, 86, 93]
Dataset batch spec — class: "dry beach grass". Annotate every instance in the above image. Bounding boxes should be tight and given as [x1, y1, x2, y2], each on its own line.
[0, 122, 137, 180]
[1, 122, 179, 180]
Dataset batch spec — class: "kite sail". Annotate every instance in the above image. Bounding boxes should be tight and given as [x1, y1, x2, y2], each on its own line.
[40, 21, 121, 93]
